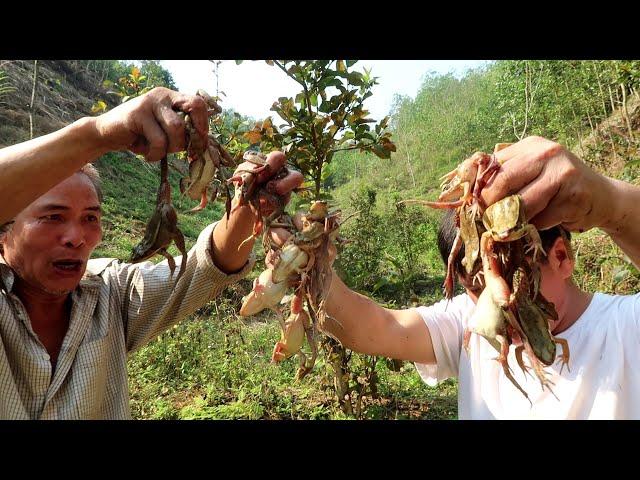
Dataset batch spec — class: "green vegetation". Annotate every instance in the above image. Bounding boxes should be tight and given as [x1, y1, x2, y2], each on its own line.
[93, 60, 639, 419]
[20, 59, 638, 419]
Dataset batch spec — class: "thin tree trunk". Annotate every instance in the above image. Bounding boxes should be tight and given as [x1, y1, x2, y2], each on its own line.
[586, 108, 595, 134]
[621, 83, 635, 141]
[323, 337, 353, 416]
[29, 60, 39, 140]
[401, 135, 417, 189]
[594, 62, 609, 118]
[608, 83, 616, 112]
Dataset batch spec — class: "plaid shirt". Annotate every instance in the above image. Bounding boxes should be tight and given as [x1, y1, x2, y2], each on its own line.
[0, 223, 254, 419]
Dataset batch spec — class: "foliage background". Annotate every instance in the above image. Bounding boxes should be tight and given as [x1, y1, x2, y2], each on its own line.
[1, 59, 638, 419]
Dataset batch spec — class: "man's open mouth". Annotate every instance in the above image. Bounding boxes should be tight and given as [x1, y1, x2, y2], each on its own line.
[52, 259, 83, 273]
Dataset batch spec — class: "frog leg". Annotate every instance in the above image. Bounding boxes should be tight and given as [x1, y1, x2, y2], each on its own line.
[495, 334, 531, 405]
[296, 314, 317, 381]
[524, 225, 546, 263]
[444, 229, 463, 299]
[439, 168, 459, 186]
[552, 337, 571, 374]
[472, 153, 501, 203]
[463, 328, 472, 354]
[526, 344, 559, 398]
[402, 198, 466, 210]
[294, 350, 308, 380]
[209, 183, 219, 205]
[514, 344, 534, 380]
[187, 191, 208, 213]
[173, 229, 188, 284]
[179, 177, 190, 195]
[158, 248, 177, 278]
[223, 182, 232, 220]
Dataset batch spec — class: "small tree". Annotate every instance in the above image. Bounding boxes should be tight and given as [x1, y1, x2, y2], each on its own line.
[239, 60, 396, 416]
[238, 60, 396, 199]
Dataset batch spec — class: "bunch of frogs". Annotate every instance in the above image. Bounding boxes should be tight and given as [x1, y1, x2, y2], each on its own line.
[238, 201, 342, 380]
[401, 144, 571, 404]
[129, 90, 236, 284]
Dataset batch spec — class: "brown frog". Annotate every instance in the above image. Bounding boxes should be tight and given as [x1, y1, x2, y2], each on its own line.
[180, 90, 235, 217]
[130, 156, 188, 284]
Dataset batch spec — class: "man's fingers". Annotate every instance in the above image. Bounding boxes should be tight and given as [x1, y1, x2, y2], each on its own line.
[480, 150, 546, 207]
[515, 164, 563, 223]
[268, 170, 304, 196]
[154, 102, 186, 153]
[172, 93, 209, 139]
[529, 191, 593, 232]
[134, 115, 169, 162]
[269, 227, 292, 247]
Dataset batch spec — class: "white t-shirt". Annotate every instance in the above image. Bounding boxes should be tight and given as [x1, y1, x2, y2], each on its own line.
[414, 292, 640, 419]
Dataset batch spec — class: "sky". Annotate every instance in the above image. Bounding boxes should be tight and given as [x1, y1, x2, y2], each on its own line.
[160, 60, 490, 123]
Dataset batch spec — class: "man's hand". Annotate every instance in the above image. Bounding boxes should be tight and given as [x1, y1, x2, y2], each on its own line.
[229, 151, 304, 218]
[94, 87, 210, 162]
[480, 136, 613, 233]
[480, 135, 640, 267]
[211, 151, 304, 274]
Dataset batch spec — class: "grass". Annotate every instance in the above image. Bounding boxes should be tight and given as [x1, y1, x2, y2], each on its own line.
[93, 151, 457, 420]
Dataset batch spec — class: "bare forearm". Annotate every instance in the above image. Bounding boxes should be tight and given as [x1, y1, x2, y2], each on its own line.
[0, 117, 106, 225]
[211, 203, 257, 273]
[602, 177, 640, 268]
[323, 273, 392, 355]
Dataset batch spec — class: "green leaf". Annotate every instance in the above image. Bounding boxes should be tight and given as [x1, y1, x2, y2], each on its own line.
[309, 94, 318, 107]
[346, 60, 358, 68]
[613, 268, 630, 284]
[235, 60, 244, 65]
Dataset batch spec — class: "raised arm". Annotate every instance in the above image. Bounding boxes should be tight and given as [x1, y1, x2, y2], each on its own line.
[0, 87, 209, 226]
[321, 273, 437, 365]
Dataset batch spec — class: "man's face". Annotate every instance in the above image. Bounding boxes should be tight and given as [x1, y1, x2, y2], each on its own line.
[1, 173, 102, 296]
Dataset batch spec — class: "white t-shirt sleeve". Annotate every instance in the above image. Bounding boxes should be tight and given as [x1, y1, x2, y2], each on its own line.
[413, 294, 473, 386]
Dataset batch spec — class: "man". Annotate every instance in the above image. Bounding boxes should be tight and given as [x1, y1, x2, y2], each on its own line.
[0, 87, 301, 419]
[318, 136, 640, 419]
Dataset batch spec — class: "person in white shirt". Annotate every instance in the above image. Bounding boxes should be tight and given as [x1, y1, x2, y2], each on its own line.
[317, 136, 640, 419]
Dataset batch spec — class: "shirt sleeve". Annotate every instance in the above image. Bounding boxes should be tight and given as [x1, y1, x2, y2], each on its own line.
[103, 222, 255, 353]
[412, 295, 471, 386]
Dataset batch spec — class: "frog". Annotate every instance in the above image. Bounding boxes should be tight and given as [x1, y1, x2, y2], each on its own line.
[464, 285, 531, 403]
[482, 194, 545, 263]
[179, 90, 234, 217]
[130, 156, 188, 284]
[459, 203, 483, 276]
[465, 232, 535, 402]
[511, 265, 571, 375]
[239, 267, 289, 316]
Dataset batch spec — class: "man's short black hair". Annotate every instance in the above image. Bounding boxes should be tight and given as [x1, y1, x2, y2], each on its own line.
[437, 208, 571, 280]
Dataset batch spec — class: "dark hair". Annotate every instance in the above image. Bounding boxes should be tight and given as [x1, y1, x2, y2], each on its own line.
[437, 208, 572, 283]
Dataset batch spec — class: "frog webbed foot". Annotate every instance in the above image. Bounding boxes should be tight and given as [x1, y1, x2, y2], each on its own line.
[524, 225, 546, 263]
[515, 345, 534, 380]
[553, 337, 571, 374]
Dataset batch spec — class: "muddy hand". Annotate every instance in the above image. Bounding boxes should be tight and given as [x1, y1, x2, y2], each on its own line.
[94, 87, 209, 163]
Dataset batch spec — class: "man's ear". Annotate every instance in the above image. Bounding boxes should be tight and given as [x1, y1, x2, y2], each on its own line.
[546, 236, 574, 280]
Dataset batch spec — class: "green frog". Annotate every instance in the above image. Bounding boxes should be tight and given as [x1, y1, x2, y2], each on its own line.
[482, 194, 545, 263]
[511, 265, 571, 374]
[130, 156, 188, 284]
